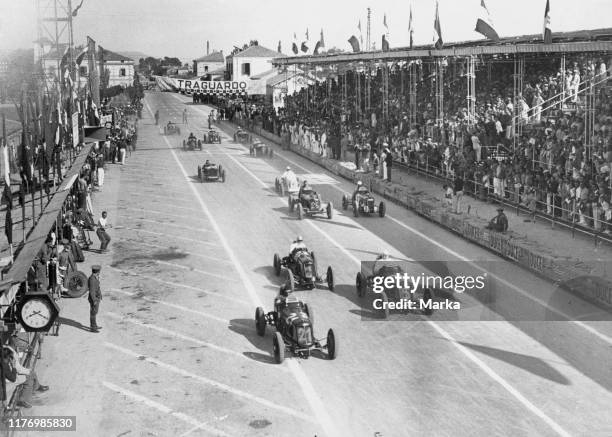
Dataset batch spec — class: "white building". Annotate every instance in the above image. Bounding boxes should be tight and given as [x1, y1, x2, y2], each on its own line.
[228, 45, 285, 82]
[193, 51, 224, 78]
[97, 48, 135, 88]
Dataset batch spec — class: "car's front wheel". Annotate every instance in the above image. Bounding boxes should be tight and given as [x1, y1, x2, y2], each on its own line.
[273, 332, 285, 364]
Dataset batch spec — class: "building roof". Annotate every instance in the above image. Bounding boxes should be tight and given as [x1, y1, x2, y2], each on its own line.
[234, 45, 286, 58]
[100, 48, 133, 63]
[194, 51, 224, 63]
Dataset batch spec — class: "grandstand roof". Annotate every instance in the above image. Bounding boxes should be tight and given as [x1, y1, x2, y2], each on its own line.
[274, 27, 612, 66]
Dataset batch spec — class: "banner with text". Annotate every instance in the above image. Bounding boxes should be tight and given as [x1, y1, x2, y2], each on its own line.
[169, 78, 249, 94]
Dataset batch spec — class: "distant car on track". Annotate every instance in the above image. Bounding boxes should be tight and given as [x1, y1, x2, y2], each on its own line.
[203, 129, 222, 144]
[289, 188, 333, 220]
[273, 248, 334, 292]
[183, 135, 202, 151]
[197, 161, 226, 183]
[249, 139, 273, 158]
[234, 128, 251, 144]
[163, 122, 181, 135]
[342, 186, 385, 217]
[255, 292, 338, 363]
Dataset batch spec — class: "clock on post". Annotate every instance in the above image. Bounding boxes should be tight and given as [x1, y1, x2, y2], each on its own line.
[15, 292, 60, 332]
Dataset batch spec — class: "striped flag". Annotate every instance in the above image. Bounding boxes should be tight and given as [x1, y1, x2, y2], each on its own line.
[433, 0, 443, 49]
[314, 29, 325, 55]
[475, 0, 500, 42]
[292, 33, 298, 55]
[543, 0, 552, 44]
[408, 5, 414, 48]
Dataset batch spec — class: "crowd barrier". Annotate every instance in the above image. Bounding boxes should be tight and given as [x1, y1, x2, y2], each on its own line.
[233, 119, 612, 311]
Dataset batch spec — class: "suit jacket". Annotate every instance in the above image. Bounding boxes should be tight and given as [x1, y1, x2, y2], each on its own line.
[88, 274, 102, 302]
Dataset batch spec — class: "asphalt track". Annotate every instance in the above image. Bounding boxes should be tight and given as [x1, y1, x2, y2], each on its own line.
[89, 91, 612, 437]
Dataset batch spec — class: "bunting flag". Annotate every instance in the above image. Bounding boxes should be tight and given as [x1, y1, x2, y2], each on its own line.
[383, 13, 388, 32]
[292, 33, 298, 55]
[71, 0, 85, 17]
[75, 46, 88, 65]
[314, 29, 325, 55]
[59, 46, 70, 69]
[348, 35, 361, 53]
[301, 29, 309, 53]
[277, 40, 282, 53]
[408, 5, 414, 48]
[433, 0, 443, 49]
[543, 0, 552, 44]
[475, 0, 500, 42]
[382, 35, 390, 52]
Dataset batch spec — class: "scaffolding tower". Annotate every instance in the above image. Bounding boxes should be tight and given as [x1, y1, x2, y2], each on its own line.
[467, 56, 476, 128]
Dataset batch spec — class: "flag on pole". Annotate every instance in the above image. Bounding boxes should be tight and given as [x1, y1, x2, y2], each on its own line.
[433, 0, 443, 49]
[383, 13, 388, 32]
[71, 0, 85, 17]
[277, 40, 282, 53]
[75, 46, 88, 65]
[358, 20, 363, 48]
[475, 0, 500, 42]
[314, 29, 325, 55]
[543, 0, 552, 44]
[408, 5, 414, 48]
[292, 33, 298, 54]
[301, 29, 309, 53]
[348, 35, 361, 53]
[382, 35, 390, 52]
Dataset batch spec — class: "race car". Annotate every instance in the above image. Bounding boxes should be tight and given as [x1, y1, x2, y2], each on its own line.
[249, 139, 273, 158]
[183, 135, 202, 151]
[288, 188, 333, 220]
[356, 257, 434, 319]
[274, 174, 301, 197]
[163, 122, 181, 135]
[234, 128, 251, 144]
[255, 292, 338, 364]
[203, 129, 222, 144]
[342, 186, 386, 217]
[197, 161, 226, 182]
[273, 248, 334, 292]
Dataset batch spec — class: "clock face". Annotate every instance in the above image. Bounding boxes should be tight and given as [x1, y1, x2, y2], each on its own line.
[20, 299, 53, 329]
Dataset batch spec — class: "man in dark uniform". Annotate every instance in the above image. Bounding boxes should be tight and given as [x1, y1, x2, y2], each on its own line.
[88, 265, 102, 333]
[58, 239, 76, 290]
[486, 208, 509, 232]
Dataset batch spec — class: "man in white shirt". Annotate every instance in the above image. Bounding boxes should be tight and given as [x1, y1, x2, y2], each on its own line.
[96, 211, 112, 252]
[281, 166, 298, 190]
[289, 236, 307, 259]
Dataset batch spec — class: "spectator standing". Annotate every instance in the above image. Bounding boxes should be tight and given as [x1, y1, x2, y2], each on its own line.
[88, 265, 102, 333]
[384, 146, 393, 182]
[453, 175, 464, 214]
[96, 211, 112, 252]
[182, 108, 188, 124]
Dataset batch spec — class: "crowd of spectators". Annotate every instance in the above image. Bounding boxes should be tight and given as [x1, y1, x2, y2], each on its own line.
[250, 53, 612, 233]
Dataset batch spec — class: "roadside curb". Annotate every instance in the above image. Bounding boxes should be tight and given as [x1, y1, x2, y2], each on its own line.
[219, 119, 612, 311]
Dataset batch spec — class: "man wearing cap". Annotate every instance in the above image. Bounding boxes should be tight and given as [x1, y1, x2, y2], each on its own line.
[281, 166, 297, 191]
[486, 208, 509, 232]
[88, 265, 102, 333]
[58, 239, 76, 290]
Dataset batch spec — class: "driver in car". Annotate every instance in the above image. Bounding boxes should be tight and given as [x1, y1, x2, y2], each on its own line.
[298, 180, 313, 198]
[204, 159, 212, 168]
[188, 132, 196, 142]
[167, 121, 174, 129]
[282, 166, 298, 188]
[352, 180, 369, 203]
[288, 235, 307, 261]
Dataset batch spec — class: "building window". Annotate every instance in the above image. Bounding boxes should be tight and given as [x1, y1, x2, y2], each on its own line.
[204, 66, 208, 72]
[119, 68, 126, 77]
[79, 66, 88, 76]
[241, 62, 250, 76]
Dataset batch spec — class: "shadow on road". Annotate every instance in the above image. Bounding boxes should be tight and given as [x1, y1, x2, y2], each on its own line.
[59, 316, 91, 332]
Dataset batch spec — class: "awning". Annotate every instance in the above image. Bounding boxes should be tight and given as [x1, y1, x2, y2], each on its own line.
[84, 126, 109, 142]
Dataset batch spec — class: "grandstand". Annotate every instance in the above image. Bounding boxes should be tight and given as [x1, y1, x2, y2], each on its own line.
[237, 28, 612, 236]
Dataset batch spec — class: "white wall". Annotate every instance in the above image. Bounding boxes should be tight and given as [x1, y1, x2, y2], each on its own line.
[195, 61, 224, 77]
[232, 57, 272, 81]
[105, 63, 134, 87]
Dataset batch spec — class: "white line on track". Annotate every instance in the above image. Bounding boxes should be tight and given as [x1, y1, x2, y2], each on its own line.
[110, 288, 249, 328]
[118, 226, 221, 247]
[103, 381, 232, 437]
[155, 259, 239, 281]
[106, 311, 287, 371]
[147, 97, 338, 437]
[196, 116, 571, 437]
[105, 342, 316, 423]
[120, 216, 213, 234]
[108, 266, 248, 306]
[222, 116, 612, 347]
[121, 238, 233, 265]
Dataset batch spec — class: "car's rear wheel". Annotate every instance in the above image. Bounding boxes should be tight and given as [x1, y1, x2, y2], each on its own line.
[342, 195, 348, 210]
[65, 271, 89, 298]
[326, 266, 334, 292]
[274, 178, 279, 193]
[273, 332, 285, 364]
[304, 303, 313, 325]
[221, 169, 226, 183]
[182, 140, 186, 150]
[198, 140, 202, 150]
[422, 288, 434, 316]
[327, 329, 338, 360]
[284, 269, 295, 293]
[310, 251, 319, 280]
[327, 202, 333, 219]
[356, 272, 366, 297]
[380, 291, 389, 319]
[273, 253, 281, 276]
[379, 201, 386, 218]
[255, 307, 266, 336]
[353, 204, 359, 217]
[297, 204, 304, 220]
[197, 166, 202, 182]
[288, 196, 294, 212]
[279, 183, 284, 197]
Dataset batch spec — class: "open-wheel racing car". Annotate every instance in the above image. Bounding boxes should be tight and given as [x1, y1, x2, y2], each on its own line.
[163, 122, 181, 135]
[197, 161, 226, 183]
[274, 174, 301, 197]
[273, 248, 334, 292]
[342, 185, 386, 217]
[234, 128, 251, 144]
[203, 129, 222, 144]
[289, 188, 333, 220]
[183, 135, 202, 151]
[356, 256, 434, 319]
[249, 139, 273, 158]
[255, 292, 338, 363]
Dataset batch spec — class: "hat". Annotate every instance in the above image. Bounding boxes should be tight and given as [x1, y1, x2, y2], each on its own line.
[497, 208, 504, 212]
[92, 265, 101, 272]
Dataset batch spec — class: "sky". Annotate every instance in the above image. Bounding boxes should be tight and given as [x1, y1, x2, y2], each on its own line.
[1, 0, 611, 63]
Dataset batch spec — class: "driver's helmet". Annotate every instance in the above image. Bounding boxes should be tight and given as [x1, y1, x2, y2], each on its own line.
[357, 181, 363, 187]
[205, 160, 210, 165]
[296, 235, 303, 242]
[190, 132, 194, 136]
[286, 166, 291, 171]
[302, 180, 308, 186]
